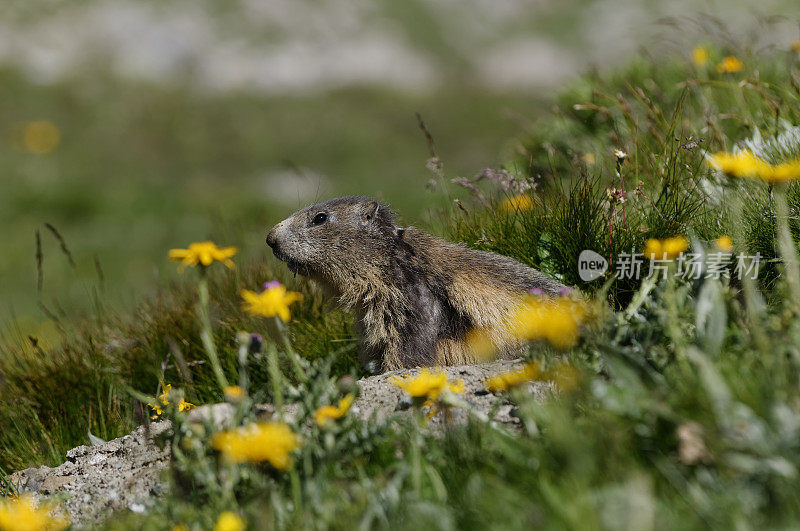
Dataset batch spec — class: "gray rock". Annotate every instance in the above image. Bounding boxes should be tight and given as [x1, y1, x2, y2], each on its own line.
[10, 422, 172, 526]
[10, 359, 545, 527]
[185, 402, 236, 430]
[41, 475, 73, 493]
[356, 358, 549, 423]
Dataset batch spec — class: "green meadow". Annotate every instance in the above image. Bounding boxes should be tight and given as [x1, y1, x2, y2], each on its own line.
[3, 11, 800, 530]
[0, 69, 542, 329]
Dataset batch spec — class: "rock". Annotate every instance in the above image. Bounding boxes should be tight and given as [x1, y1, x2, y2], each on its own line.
[10, 422, 172, 526]
[186, 401, 301, 429]
[103, 441, 123, 454]
[356, 358, 551, 426]
[9, 359, 546, 527]
[41, 476, 73, 493]
[186, 402, 236, 430]
[65, 445, 89, 461]
[11, 465, 48, 492]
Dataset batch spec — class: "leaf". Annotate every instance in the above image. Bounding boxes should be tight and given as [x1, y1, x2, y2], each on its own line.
[88, 431, 107, 447]
[695, 279, 726, 355]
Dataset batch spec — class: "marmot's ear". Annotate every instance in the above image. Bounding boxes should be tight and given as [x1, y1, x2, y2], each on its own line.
[361, 200, 380, 226]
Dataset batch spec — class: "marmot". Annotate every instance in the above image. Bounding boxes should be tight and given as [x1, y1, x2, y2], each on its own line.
[266, 196, 566, 372]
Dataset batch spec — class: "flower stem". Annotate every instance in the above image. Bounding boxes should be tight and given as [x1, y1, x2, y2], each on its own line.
[663, 272, 688, 368]
[267, 343, 284, 412]
[236, 333, 250, 392]
[730, 193, 768, 349]
[289, 465, 303, 516]
[774, 188, 800, 312]
[273, 317, 306, 382]
[197, 275, 229, 392]
[410, 409, 423, 493]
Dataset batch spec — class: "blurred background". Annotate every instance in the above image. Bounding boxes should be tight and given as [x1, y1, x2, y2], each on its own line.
[1, 0, 799, 334]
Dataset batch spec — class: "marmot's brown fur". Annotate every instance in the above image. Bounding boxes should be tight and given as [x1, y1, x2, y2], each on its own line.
[266, 196, 565, 372]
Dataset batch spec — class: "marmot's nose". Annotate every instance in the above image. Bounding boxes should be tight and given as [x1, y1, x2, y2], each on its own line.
[266, 228, 278, 249]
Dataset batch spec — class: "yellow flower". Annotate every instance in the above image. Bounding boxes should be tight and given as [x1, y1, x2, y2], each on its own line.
[211, 422, 301, 469]
[447, 379, 465, 394]
[501, 194, 534, 212]
[691, 46, 709, 66]
[716, 55, 744, 74]
[241, 283, 303, 322]
[147, 382, 196, 418]
[393, 369, 465, 419]
[791, 40, 800, 53]
[168, 241, 237, 271]
[392, 369, 464, 405]
[707, 151, 800, 183]
[19, 121, 61, 155]
[771, 160, 800, 182]
[392, 369, 451, 400]
[314, 394, 355, 426]
[465, 328, 497, 360]
[0, 494, 69, 531]
[147, 383, 171, 417]
[214, 512, 245, 531]
[644, 236, 689, 260]
[224, 385, 245, 400]
[486, 361, 580, 393]
[506, 296, 588, 350]
[715, 235, 733, 252]
[547, 362, 581, 393]
[707, 150, 770, 178]
[485, 362, 541, 392]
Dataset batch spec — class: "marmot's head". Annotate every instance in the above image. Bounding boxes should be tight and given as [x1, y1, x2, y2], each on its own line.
[266, 196, 399, 279]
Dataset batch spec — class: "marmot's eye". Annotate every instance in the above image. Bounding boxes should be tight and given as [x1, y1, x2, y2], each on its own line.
[312, 212, 328, 225]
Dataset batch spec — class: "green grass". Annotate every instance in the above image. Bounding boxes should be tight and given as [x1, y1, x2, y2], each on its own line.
[0, 257, 357, 471]
[447, 41, 800, 304]
[4, 29, 800, 531]
[0, 67, 543, 327]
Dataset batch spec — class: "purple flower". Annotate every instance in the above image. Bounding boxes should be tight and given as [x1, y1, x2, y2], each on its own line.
[262, 280, 282, 291]
[529, 288, 544, 296]
[558, 286, 573, 297]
